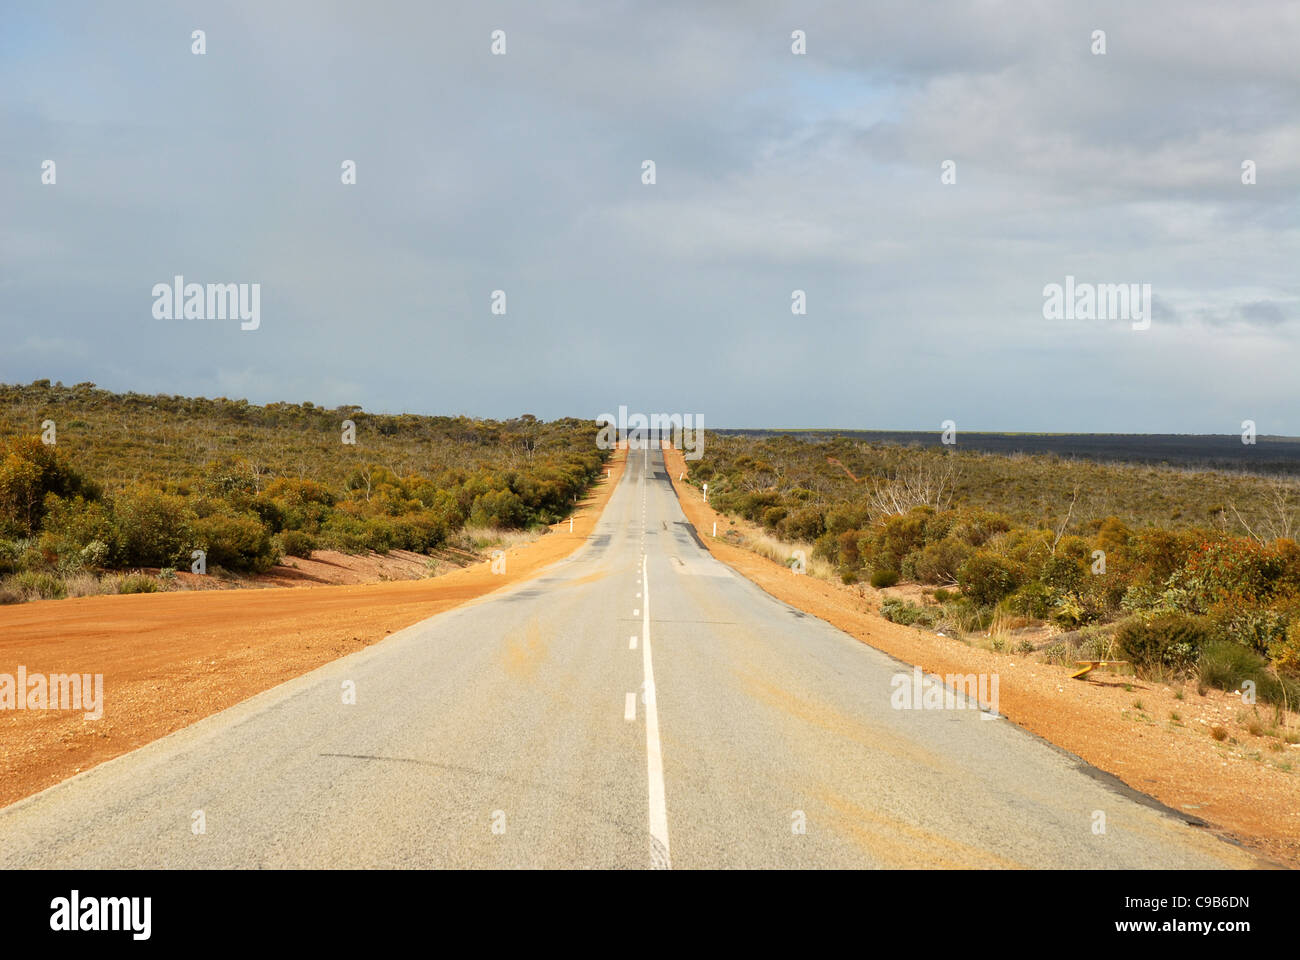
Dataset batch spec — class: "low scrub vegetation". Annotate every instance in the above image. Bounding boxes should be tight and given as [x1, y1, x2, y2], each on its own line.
[688, 432, 1300, 693]
[0, 381, 607, 603]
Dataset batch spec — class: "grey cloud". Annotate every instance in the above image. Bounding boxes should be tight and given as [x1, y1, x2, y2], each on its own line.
[0, 0, 1296, 433]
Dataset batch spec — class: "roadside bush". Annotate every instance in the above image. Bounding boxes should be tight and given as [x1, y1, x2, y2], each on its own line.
[40, 494, 115, 558]
[782, 506, 825, 542]
[880, 597, 938, 628]
[1095, 516, 1132, 554]
[1207, 603, 1289, 658]
[0, 436, 100, 538]
[1080, 560, 1129, 618]
[1271, 621, 1300, 675]
[939, 596, 993, 632]
[823, 504, 870, 537]
[837, 530, 862, 571]
[392, 511, 448, 552]
[78, 539, 110, 569]
[1004, 580, 1055, 620]
[1199, 639, 1300, 707]
[112, 488, 193, 567]
[117, 573, 160, 594]
[1131, 528, 1197, 587]
[1040, 554, 1084, 594]
[869, 567, 899, 588]
[947, 509, 1011, 548]
[1176, 538, 1285, 611]
[1117, 612, 1213, 673]
[909, 537, 970, 585]
[957, 551, 1022, 606]
[191, 511, 279, 573]
[277, 529, 317, 558]
[1051, 594, 1088, 628]
[871, 510, 930, 571]
[318, 514, 374, 553]
[467, 488, 528, 529]
[0, 538, 18, 574]
[1076, 625, 1119, 662]
[812, 531, 838, 565]
[3, 569, 67, 601]
[263, 477, 335, 532]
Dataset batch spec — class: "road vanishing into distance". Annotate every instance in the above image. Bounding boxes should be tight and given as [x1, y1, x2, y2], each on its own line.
[0, 444, 1259, 868]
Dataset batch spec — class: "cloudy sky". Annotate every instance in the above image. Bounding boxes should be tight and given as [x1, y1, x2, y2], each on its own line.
[2, 1, 1297, 432]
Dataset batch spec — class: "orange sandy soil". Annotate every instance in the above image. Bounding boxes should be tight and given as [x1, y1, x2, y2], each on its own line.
[663, 445, 1300, 868]
[159, 547, 453, 591]
[0, 448, 626, 808]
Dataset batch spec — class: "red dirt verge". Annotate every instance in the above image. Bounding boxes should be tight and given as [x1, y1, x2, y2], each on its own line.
[0, 449, 626, 808]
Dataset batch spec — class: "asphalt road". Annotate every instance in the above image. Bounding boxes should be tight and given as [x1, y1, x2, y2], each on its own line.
[0, 444, 1260, 868]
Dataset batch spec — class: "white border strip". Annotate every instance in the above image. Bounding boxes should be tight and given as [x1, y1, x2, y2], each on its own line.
[641, 553, 671, 868]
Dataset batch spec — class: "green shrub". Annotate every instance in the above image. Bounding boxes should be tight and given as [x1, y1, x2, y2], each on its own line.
[392, 511, 448, 552]
[835, 530, 863, 573]
[1199, 639, 1300, 707]
[277, 529, 317, 558]
[782, 506, 825, 542]
[957, 551, 1022, 606]
[1005, 580, 1055, 620]
[824, 504, 870, 537]
[117, 573, 160, 594]
[909, 538, 970, 585]
[1040, 554, 1084, 594]
[1272, 621, 1300, 674]
[812, 531, 838, 564]
[1096, 516, 1132, 553]
[0, 538, 18, 574]
[880, 597, 938, 628]
[1117, 612, 1212, 673]
[947, 510, 1011, 547]
[941, 596, 994, 632]
[869, 567, 899, 588]
[41, 494, 115, 563]
[4, 569, 66, 600]
[78, 539, 110, 569]
[1076, 625, 1118, 662]
[1131, 529, 1197, 586]
[1179, 538, 1286, 609]
[0, 435, 100, 538]
[319, 514, 373, 553]
[192, 511, 279, 573]
[1051, 594, 1087, 628]
[872, 510, 930, 571]
[467, 488, 528, 529]
[1208, 604, 1289, 658]
[112, 488, 193, 567]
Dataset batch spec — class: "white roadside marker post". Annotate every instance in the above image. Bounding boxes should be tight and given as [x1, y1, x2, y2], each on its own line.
[702, 482, 708, 503]
[569, 516, 574, 533]
[712, 522, 717, 537]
